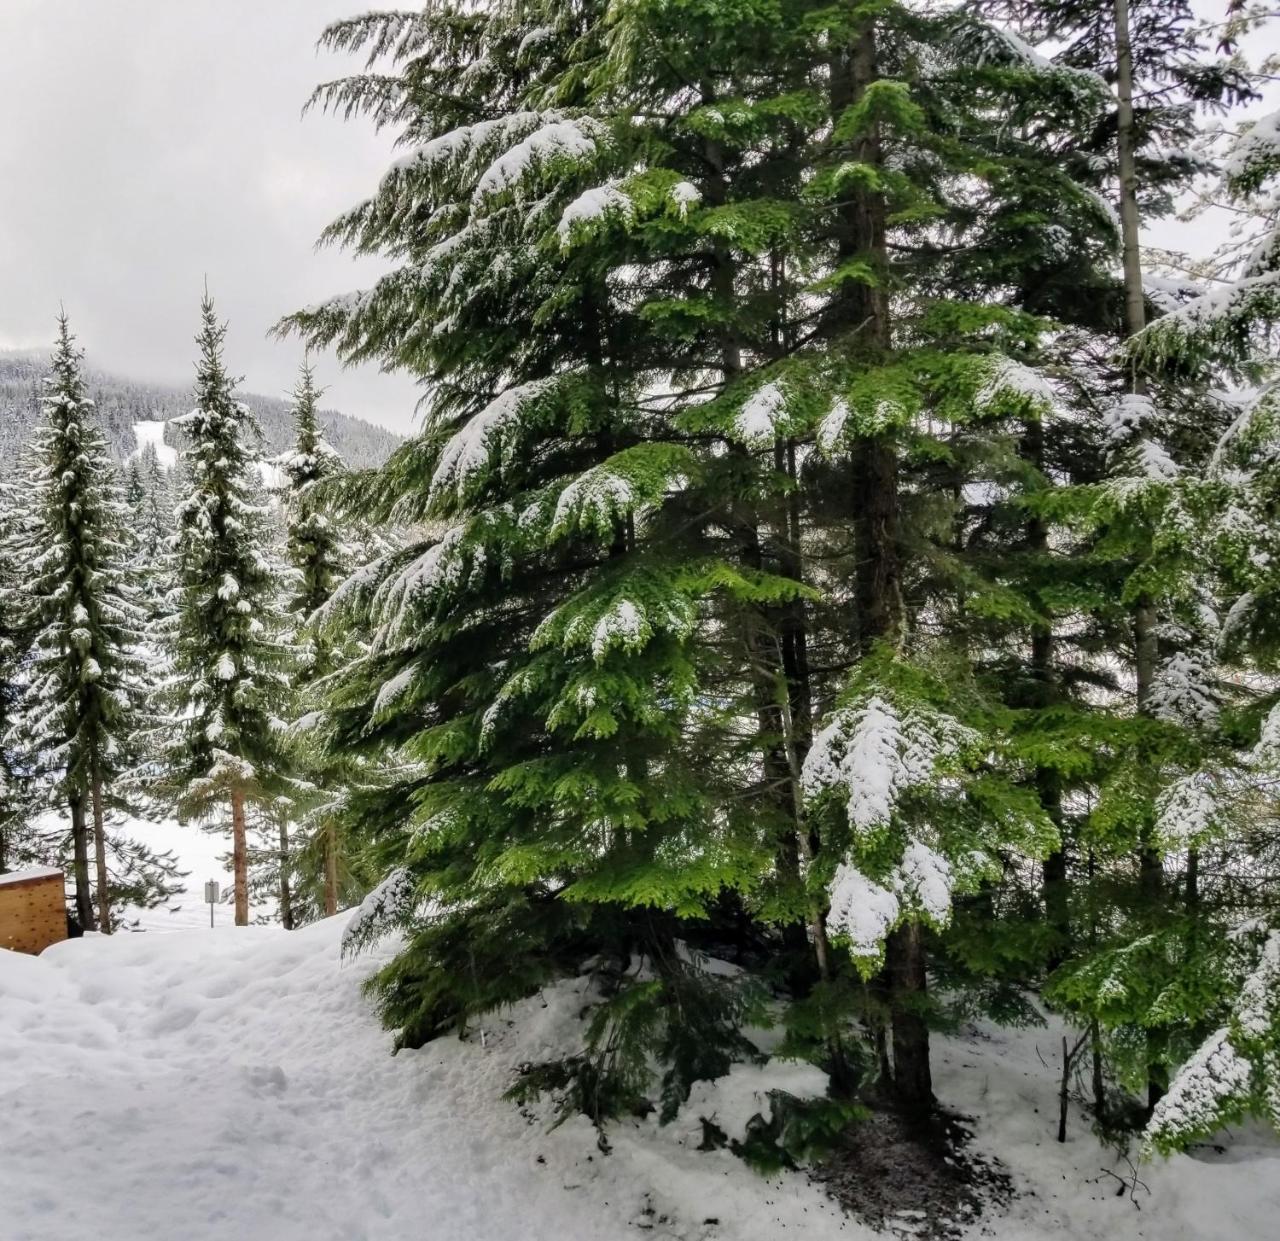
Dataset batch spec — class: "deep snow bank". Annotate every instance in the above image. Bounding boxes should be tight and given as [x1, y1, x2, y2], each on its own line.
[1, 920, 1275, 1241]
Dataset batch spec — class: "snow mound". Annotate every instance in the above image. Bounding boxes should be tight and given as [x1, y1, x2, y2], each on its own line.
[1, 923, 1276, 1241]
[0, 922, 850, 1241]
[671, 1059, 830, 1146]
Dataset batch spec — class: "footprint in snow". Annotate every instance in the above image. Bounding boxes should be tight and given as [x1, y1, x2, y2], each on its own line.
[243, 1064, 288, 1094]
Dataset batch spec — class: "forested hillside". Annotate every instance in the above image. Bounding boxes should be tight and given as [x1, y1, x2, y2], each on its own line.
[0, 351, 401, 469]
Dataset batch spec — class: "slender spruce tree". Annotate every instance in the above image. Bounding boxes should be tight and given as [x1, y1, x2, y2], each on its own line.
[3, 314, 146, 931]
[277, 358, 358, 923]
[1114, 100, 1280, 1153]
[157, 293, 291, 926]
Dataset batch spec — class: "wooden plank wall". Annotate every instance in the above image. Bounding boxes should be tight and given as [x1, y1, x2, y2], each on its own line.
[0, 871, 68, 955]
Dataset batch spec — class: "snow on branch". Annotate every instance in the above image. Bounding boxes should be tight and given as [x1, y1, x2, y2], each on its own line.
[557, 182, 634, 247]
[1102, 393, 1158, 444]
[342, 867, 418, 957]
[973, 355, 1056, 416]
[1223, 109, 1280, 192]
[1148, 651, 1218, 730]
[474, 117, 605, 199]
[816, 398, 851, 457]
[1134, 270, 1280, 363]
[732, 382, 787, 448]
[1146, 931, 1280, 1153]
[385, 112, 543, 182]
[668, 180, 701, 218]
[942, 18, 1106, 92]
[802, 695, 974, 831]
[1146, 1028, 1253, 1153]
[1154, 772, 1222, 852]
[430, 378, 557, 499]
[826, 864, 900, 959]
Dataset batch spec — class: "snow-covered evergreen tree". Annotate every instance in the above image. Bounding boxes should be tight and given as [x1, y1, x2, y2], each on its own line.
[0, 500, 39, 873]
[281, 0, 1143, 1128]
[128, 439, 178, 624]
[155, 294, 291, 926]
[1095, 96, 1280, 1153]
[272, 358, 365, 925]
[2, 314, 148, 931]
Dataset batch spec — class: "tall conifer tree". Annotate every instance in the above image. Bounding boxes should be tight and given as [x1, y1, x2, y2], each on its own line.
[286, 0, 1172, 1130]
[278, 358, 354, 922]
[4, 314, 145, 931]
[0, 501, 36, 873]
[159, 294, 290, 926]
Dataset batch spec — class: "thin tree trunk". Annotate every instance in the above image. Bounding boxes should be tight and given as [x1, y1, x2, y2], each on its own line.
[1091, 1020, 1107, 1126]
[1086, 849, 1108, 1126]
[70, 793, 95, 930]
[324, 821, 339, 917]
[91, 770, 110, 934]
[1058, 1035, 1072, 1143]
[1115, 0, 1166, 1116]
[1114, 0, 1147, 349]
[230, 786, 248, 926]
[1024, 419, 1069, 966]
[700, 108, 823, 979]
[278, 814, 294, 931]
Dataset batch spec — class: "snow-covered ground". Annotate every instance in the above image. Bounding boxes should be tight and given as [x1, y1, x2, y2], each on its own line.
[132, 419, 177, 469]
[124, 813, 245, 931]
[1, 918, 1275, 1241]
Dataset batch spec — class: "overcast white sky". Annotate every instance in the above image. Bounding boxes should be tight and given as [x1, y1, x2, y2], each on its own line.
[0, 0, 421, 433]
[0, 2, 1275, 438]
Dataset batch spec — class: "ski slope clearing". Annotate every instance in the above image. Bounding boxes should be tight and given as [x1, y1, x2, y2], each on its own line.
[1, 920, 1275, 1241]
[131, 419, 177, 469]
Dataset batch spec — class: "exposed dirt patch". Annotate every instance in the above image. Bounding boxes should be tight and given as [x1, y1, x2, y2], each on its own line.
[810, 1106, 1014, 1239]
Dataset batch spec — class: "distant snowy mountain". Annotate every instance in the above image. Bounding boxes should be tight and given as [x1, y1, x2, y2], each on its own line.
[0, 351, 402, 471]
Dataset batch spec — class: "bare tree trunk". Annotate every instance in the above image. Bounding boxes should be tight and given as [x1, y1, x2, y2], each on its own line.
[887, 923, 933, 1114]
[323, 821, 338, 917]
[278, 814, 294, 931]
[1091, 1020, 1107, 1125]
[1115, 0, 1166, 1117]
[70, 792, 95, 930]
[91, 770, 111, 934]
[1059, 1035, 1072, 1143]
[1114, 0, 1147, 349]
[1086, 849, 1108, 1126]
[230, 786, 248, 926]
[1025, 419, 1069, 966]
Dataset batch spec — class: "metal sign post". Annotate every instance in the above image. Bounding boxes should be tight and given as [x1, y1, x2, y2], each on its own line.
[204, 880, 220, 928]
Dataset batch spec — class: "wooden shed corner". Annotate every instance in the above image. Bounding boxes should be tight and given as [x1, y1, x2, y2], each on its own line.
[0, 866, 68, 955]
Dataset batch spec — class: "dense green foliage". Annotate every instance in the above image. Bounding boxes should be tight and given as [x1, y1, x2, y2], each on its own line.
[278, 0, 1269, 1149]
